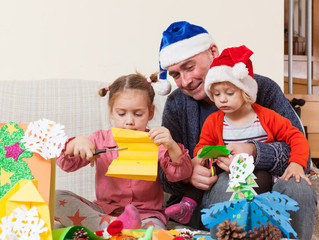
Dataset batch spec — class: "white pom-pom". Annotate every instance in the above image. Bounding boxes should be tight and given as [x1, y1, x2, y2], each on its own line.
[232, 62, 248, 80]
[153, 79, 172, 96]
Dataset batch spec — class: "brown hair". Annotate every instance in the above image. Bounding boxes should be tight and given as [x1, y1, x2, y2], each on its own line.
[99, 72, 158, 110]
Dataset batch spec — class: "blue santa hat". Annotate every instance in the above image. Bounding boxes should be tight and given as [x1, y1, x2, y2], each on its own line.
[155, 21, 215, 95]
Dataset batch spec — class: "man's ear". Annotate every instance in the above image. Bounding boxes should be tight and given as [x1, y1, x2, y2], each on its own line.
[149, 105, 155, 120]
[208, 44, 219, 58]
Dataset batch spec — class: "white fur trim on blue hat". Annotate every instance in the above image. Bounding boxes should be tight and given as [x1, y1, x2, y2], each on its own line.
[205, 65, 258, 102]
[159, 33, 214, 69]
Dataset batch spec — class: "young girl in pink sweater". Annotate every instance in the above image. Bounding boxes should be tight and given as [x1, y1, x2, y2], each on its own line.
[55, 72, 192, 231]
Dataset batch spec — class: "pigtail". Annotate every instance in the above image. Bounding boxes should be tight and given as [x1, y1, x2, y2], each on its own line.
[98, 86, 109, 97]
[149, 72, 159, 83]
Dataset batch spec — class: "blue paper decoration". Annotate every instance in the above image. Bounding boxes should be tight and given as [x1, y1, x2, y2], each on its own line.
[201, 191, 299, 238]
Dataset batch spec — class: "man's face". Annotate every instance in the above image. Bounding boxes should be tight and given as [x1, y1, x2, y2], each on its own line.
[167, 49, 215, 101]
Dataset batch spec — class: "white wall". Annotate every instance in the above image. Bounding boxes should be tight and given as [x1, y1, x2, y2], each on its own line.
[0, 0, 284, 88]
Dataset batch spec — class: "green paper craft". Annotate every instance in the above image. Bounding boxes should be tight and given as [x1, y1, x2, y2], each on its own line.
[52, 225, 104, 240]
[140, 226, 154, 240]
[0, 122, 33, 199]
[198, 145, 230, 159]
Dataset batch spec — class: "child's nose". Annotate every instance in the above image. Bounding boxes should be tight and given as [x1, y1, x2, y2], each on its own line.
[220, 95, 227, 102]
[125, 114, 134, 125]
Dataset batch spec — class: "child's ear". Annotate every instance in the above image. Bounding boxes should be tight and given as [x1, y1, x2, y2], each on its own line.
[148, 105, 155, 120]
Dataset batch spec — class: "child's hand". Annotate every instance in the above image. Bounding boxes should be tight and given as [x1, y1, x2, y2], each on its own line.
[148, 126, 182, 162]
[226, 142, 257, 158]
[148, 126, 175, 150]
[65, 136, 97, 167]
[279, 162, 312, 186]
[215, 155, 233, 172]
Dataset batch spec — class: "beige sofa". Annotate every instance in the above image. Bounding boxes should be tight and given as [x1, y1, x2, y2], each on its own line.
[0, 79, 318, 238]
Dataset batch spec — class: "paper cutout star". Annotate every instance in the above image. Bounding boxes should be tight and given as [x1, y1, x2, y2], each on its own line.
[59, 199, 67, 207]
[5, 123, 18, 135]
[67, 209, 87, 225]
[4, 142, 24, 161]
[0, 168, 14, 186]
[99, 214, 111, 226]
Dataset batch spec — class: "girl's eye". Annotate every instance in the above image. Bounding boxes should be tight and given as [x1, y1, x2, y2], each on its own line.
[135, 113, 143, 117]
[118, 112, 125, 116]
[227, 92, 234, 96]
[213, 93, 220, 97]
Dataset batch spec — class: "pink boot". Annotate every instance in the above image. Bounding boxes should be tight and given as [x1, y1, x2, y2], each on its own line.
[164, 197, 197, 224]
[117, 204, 141, 229]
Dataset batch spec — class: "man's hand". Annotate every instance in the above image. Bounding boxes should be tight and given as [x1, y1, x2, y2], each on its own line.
[190, 156, 218, 190]
[227, 142, 257, 158]
[279, 162, 312, 186]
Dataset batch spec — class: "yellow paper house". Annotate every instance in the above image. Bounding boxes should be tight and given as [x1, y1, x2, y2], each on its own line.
[105, 128, 159, 181]
[0, 122, 57, 227]
[0, 179, 52, 240]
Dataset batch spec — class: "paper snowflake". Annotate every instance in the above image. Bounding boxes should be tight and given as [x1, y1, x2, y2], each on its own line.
[228, 153, 255, 188]
[0, 205, 48, 240]
[21, 119, 68, 159]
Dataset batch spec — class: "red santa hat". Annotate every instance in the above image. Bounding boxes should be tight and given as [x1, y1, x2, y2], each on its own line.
[205, 45, 258, 102]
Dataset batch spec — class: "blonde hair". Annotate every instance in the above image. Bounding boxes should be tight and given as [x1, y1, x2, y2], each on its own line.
[99, 72, 158, 111]
[210, 82, 254, 104]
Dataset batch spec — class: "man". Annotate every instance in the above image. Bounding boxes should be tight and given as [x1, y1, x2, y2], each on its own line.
[158, 21, 317, 240]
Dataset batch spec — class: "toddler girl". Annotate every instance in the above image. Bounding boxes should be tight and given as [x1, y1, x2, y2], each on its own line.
[165, 45, 310, 225]
[55, 72, 193, 231]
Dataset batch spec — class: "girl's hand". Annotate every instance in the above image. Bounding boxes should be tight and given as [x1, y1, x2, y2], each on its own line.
[65, 136, 97, 167]
[148, 126, 182, 162]
[215, 155, 233, 172]
[148, 126, 175, 150]
[279, 162, 312, 186]
[226, 142, 257, 158]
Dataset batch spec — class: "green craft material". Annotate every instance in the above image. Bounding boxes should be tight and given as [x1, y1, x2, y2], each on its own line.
[140, 226, 154, 240]
[52, 225, 104, 240]
[198, 145, 230, 159]
[0, 122, 33, 199]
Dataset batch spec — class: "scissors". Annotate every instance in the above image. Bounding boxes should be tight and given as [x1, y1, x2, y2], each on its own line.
[93, 147, 128, 156]
[208, 158, 217, 176]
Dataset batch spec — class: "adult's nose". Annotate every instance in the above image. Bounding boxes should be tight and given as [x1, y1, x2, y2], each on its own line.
[180, 72, 192, 88]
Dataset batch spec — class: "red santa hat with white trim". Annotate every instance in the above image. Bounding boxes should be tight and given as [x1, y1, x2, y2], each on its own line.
[205, 45, 258, 102]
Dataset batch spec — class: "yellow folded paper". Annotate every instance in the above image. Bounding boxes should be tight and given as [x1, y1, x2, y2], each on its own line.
[105, 128, 159, 181]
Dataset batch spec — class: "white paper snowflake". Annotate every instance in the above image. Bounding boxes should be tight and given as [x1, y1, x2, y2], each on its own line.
[0, 205, 48, 240]
[228, 153, 255, 188]
[21, 118, 68, 159]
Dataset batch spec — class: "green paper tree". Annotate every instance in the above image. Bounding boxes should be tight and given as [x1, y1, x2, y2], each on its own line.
[0, 122, 33, 199]
[198, 145, 230, 159]
[227, 156, 258, 200]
